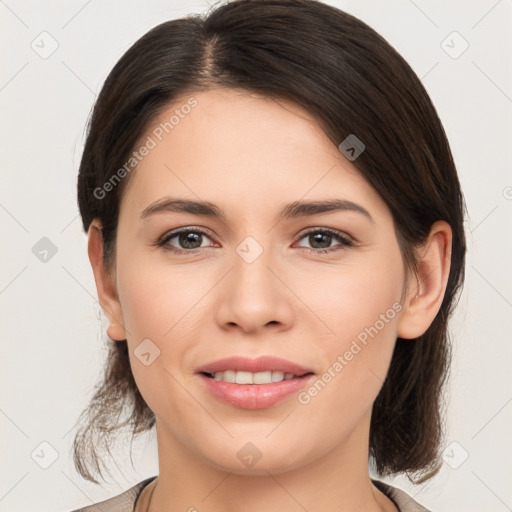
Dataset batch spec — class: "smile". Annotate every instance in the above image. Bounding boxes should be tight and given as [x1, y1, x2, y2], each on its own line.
[205, 370, 305, 384]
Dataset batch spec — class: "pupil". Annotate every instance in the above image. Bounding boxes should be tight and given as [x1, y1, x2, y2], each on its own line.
[180, 232, 201, 249]
[310, 233, 331, 249]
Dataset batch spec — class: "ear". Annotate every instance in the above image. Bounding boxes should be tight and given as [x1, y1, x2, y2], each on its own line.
[397, 220, 452, 340]
[88, 219, 127, 341]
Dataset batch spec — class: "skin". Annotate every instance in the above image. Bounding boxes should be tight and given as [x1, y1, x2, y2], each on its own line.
[88, 88, 452, 512]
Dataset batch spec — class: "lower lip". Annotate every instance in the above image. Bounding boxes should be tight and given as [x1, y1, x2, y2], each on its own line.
[198, 373, 315, 409]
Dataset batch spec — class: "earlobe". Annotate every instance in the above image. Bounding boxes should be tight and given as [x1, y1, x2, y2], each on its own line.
[397, 221, 452, 340]
[87, 219, 127, 341]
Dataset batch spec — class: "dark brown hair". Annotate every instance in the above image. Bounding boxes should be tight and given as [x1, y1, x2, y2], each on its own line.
[74, 0, 466, 485]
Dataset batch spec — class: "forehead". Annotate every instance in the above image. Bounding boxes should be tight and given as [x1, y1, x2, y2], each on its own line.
[121, 88, 386, 220]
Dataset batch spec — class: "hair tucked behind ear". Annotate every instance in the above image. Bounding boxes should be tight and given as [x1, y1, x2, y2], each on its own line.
[74, 0, 466, 484]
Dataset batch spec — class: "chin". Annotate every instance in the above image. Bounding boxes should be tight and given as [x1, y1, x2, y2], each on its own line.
[199, 443, 313, 476]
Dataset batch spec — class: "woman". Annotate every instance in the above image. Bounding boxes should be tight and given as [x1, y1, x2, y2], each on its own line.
[70, 0, 466, 510]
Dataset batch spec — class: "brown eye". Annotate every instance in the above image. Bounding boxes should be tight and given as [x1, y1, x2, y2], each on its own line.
[296, 228, 353, 253]
[158, 228, 214, 253]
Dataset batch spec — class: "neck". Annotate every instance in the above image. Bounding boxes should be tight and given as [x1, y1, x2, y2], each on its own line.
[147, 411, 397, 512]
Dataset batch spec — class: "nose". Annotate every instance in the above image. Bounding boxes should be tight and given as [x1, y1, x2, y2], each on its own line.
[214, 243, 294, 335]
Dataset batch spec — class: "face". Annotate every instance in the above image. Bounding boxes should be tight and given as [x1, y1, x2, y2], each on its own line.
[105, 88, 411, 474]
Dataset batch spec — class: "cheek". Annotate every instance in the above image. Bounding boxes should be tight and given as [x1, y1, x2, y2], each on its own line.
[116, 251, 210, 341]
[297, 249, 404, 402]
[114, 251, 224, 413]
[295, 250, 404, 343]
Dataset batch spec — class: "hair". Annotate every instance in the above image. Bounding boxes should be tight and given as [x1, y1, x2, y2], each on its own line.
[74, 0, 466, 485]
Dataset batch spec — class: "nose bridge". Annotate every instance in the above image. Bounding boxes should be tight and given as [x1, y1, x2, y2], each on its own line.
[215, 234, 293, 332]
[232, 235, 277, 307]
[234, 237, 273, 294]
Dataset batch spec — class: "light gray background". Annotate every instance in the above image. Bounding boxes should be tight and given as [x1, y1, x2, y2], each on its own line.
[1, 1, 511, 511]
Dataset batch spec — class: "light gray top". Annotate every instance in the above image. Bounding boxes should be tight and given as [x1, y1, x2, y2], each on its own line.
[69, 476, 432, 512]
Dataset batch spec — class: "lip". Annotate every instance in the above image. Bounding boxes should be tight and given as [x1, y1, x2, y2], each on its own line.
[196, 356, 315, 410]
[196, 356, 313, 376]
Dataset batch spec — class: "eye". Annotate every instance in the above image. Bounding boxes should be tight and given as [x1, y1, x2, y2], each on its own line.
[157, 228, 215, 253]
[156, 226, 354, 255]
[295, 228, 354, 254]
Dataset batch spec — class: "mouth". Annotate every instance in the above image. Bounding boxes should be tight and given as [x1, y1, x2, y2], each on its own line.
[195, 356, 316, 409]
[201, 370, 313, 384]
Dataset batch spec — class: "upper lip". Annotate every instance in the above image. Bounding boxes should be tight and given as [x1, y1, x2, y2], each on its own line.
[196, 356, 314, 376]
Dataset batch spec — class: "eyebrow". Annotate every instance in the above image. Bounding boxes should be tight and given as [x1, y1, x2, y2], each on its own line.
[140, 197, 373, 223]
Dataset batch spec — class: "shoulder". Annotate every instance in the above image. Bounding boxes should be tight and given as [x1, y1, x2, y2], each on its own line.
[372, 479, 433, 512]
[68, 476, 430, 512]
[68, 476, 157, 512]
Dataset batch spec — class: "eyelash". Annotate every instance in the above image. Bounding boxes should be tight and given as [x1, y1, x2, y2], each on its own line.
[156, 226, 354, 255]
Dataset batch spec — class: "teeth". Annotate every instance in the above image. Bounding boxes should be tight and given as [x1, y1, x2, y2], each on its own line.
[271, 371, 284, 382]
[211, 370, 300, 384]
[236, 371, 253, 384]
[254, 371, 272, 384]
